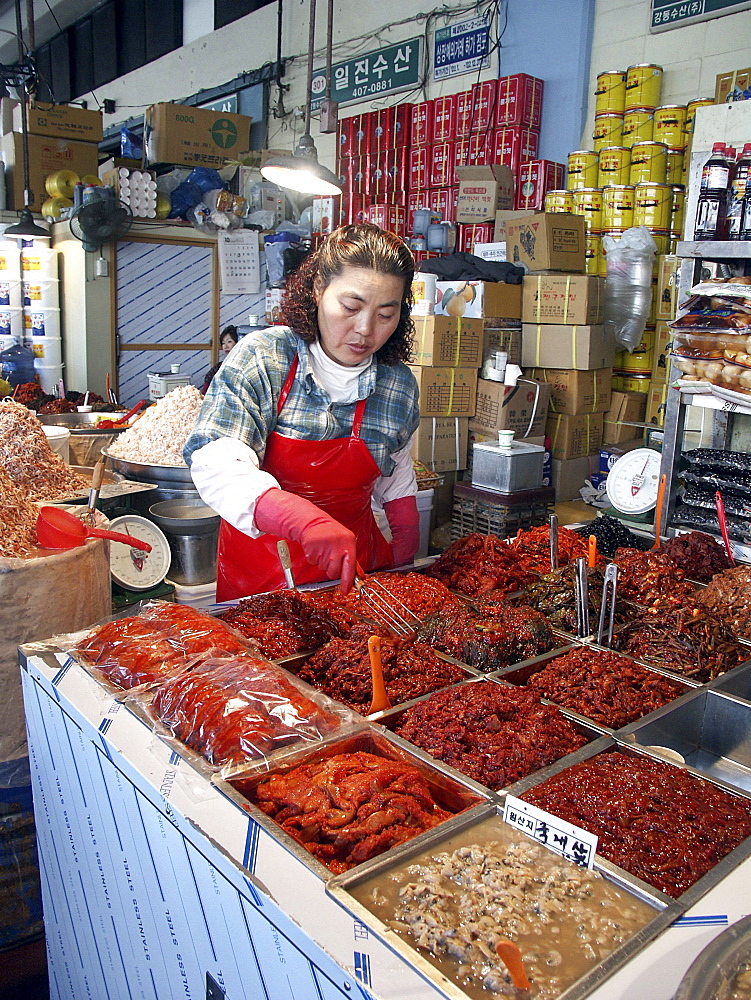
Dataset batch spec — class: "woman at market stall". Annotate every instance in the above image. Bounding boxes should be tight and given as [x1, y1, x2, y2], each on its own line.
[184, 223, 421, 601]
[200, 325, 239, 393]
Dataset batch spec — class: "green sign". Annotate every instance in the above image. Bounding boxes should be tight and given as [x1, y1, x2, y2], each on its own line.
[311, 38, 421, 111]
[650, 0, 751, 31]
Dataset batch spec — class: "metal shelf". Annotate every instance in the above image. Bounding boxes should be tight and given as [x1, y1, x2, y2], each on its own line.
[676, 240, 751, 260]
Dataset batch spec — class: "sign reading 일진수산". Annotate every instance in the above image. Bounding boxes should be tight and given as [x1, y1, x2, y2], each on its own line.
[311, 39, 421, 111]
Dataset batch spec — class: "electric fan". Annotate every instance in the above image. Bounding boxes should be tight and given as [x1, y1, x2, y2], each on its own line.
[69, 197, 134, 271]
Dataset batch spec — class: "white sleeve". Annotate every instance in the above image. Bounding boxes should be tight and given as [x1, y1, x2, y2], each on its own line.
[372, 437, 418, 507]
[188, 437, 280, 538]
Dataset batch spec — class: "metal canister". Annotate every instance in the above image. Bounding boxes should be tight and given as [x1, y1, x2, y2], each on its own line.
[572, 188, 603, 232]
[653, 105, 687, 149]
[597, 146, 631, 186]
[593, 113, 624, 151]
[665, 148, 684, 185]
[671, 184, 686, 240]
[649, 230, 672, 255]
[544, 190, 575, 213]
[567, 150, 599, 190]
[634, 182, 672, 230]
[622, 109, 654, 146]
[629, 141, 668, 184]
[619, 375, 652, 393]
[625, 63, 663, 111]
[602, 185, 635, 229]
[595, 71, 627, 114]
[584, 233, 602, 275]
[683, 98, 713, 140]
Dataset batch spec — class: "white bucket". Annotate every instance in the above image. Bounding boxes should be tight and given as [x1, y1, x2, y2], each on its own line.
[23, 307, 61, 339]
[0, 279, 21, 308]
[0, 307, 23, 341]
[26, 335, 62, 365]
[0, 245, 21, 281]
[22, 279, 59, 309]
[20, 248, 58, 280]
[42, 425, 70, 463]
[411, 272, 437, 315]
[0, 334, 17, 351]
[34, 362, 63, 394]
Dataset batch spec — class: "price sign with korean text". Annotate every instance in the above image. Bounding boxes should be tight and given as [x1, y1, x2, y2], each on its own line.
[311, 38, 421, 111]
[650, 0, 751, 31]
[503, 795, 598, 869]
[433, 15, 490, 80]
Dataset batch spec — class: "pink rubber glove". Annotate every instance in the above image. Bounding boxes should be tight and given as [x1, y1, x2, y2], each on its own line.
[254, 488, 356, 592]
[384, 495, 420, 566]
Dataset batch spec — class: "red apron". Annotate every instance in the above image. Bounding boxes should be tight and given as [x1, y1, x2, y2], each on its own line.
[215, 356, 393, 600]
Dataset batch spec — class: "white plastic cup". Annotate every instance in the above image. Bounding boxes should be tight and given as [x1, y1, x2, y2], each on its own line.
[42, 425, 70, 462]
[498, 429, 515, 449]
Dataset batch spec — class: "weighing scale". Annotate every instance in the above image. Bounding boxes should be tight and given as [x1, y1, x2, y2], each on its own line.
[107, 514, 174, 609]
[604, 448, 663, 524]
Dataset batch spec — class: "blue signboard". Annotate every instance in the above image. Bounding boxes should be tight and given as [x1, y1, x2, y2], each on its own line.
[433, 16, 490, 81]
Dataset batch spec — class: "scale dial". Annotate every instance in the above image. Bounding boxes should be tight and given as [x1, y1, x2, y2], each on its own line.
[605, 448, 663, 515]
[107, 514, 171, 591]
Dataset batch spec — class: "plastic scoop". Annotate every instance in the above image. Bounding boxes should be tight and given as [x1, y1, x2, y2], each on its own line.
[495, 939, 530, 990]
[367, 635, 391, 714]
[715, 491, 736, 566]
[651, 473, 667, 550]
[588, 533, 597, 568]
[36, 506, 152, 552]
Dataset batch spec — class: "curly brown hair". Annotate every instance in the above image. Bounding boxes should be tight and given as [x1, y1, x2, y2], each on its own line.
[279, 223, 415, 365]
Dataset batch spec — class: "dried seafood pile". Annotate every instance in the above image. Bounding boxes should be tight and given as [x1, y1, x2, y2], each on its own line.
[0, 398, 87, 501]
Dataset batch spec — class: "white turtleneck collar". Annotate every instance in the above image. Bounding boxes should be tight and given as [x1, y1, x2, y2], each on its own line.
[308, 340, 373, 403]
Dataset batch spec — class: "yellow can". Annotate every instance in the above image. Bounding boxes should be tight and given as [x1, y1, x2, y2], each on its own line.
[622, 109, 654, 146]
[684, 98, 714, 140]
[620, 375, 652, 393]
[544, 189, 575, 213]
[593, 113, 624, 151]
[567, 150, 599, 190]
[633, 182, 672, 230]
[584, 233, 602, 275]
[572, 188, 603, 232]
[611, 375, 625, 392]
[653, 105, 687, 149]
[629, 141, 668, 184]
[597, 145, 631, 186]
[665, 148, 684, 185]
[649, 230, 672, 255]
[671, 185, 685, 237]
[625, 63, 663, 111]
[595, 71, 627, 115]
[616, 343, 655, 375]
[601, 185, 635, 229]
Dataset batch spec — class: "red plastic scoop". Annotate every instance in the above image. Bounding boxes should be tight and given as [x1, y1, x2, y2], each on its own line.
[36, 506, 152, 552]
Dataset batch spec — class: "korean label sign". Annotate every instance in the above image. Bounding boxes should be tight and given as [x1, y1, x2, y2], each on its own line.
[503, 795, 598, 869]
[434, 16, 490, 81]
[311, 38, 421, 111]
[650, 0, 751, 31]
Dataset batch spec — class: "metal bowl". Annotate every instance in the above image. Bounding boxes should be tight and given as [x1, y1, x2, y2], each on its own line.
[37, 412, 128, 433]
[101, 448, 194, 486]
[673, 914, 751, 999]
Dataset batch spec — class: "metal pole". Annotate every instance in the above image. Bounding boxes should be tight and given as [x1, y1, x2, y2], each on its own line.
[14, 0, 31, 206]
[303, 0, 316, 137]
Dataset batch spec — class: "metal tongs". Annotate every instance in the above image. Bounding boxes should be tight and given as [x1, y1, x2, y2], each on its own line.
[549, 513, 558, 571]
[597, 562, 619, 648]
[574, 556, 590, 638]
[276, 539, 296, 590]
[354, 561, 421, 637]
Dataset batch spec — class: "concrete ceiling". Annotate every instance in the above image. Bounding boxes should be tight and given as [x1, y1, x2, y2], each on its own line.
[0, 0, 96, 70]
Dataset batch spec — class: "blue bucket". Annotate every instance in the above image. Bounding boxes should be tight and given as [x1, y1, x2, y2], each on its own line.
[0, 756, 44, 951]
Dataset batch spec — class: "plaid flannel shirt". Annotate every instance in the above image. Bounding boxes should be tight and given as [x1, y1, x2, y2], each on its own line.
[183, 326, 419, 476]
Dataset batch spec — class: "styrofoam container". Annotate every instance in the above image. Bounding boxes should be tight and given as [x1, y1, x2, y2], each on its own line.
[23, 307, 61, 339]
[167, 578, 217, 608]
[20, 248, 58, 280]
[22, 279, 60, 309]
[42, 425, 70, 463]
[34, 361, 63, 394]
[0, 306, 23, 341]
[0, 244, 21, 281]
[0, 279, 21, 308]
[26, 335, 62, 365]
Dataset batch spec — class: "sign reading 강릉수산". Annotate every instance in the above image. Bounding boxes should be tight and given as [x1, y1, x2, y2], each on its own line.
[650, 0, 751, 31]
[311, 38, 421, 111]
[433, 16, 490, 80]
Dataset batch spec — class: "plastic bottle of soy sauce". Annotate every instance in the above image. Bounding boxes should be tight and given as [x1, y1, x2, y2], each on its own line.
[728, 143, 751, 240]
[694, 142, 731, 240]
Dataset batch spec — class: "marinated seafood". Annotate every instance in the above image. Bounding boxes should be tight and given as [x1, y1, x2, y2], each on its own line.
[523, 751, 751, 898]
[612, 547, 697, 606]
[394, 681, 587, 789]
[296, 634, 465, 711]
[249, 750, 452, 873]
[342, 571, 464, 622]
[723, 959, 751, 999]
[662, 531, 732, 582]
[217, 590, 346, 658]
[509, 565, 627, 634]
[697, 564, 751, 640]
[525, 648, 685, 729]
[424, 533, 536, 597]
[511, 525, 591, 573]
[0, 397, 87, 500]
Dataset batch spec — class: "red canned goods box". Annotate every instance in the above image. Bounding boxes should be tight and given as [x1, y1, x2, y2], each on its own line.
[496, 73, 544, 128]
[366, 203, 406, 235]
[456, 133, 490, 167]
[433, 95, 457, 142]
[369, 104, 411, 155]
[516, 160, 565, 210]
[457, 222, 495, 253]
[469, 80, 498, 133]
[409, 146, 430, 190]
[490, 126, 540, 176]
[342, 156, 369, 196]
[411, 100, 433, 146]
[342, 193, 368, 226]
[430, 141, 456, 187]
[370, 147, 409, 198]
[429, 186, 459, 223]
[337, 113, 370, 158]
[311, 196, 341, 235]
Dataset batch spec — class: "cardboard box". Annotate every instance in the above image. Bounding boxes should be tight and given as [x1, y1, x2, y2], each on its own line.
[645, 379, 669, 427]
[456, 164, 514, 224]
[473, 241, 507, 262]
[653, 320, 674, 379]
[411, 315, 483, 366]
[493, 209, 535, 243]
[656, 254, 681, 320]
[0, 99, 103, 142]
[434, 279, 522, 319]
[265, 287, 284, 324]
[715, 68, 751, 104]
[144, 103, 252, 167]
[410, 365, 478, 416]
[1, 132, 98, 211]
[471, 378, 551, 437]
[599, 438, 647, 478]
[602, 390, 647, 444]
[522, 274, 605, 326]
[522, 322, 615, 370]
[411, 416, 469, 472]
[546, 412, 604, 461]
[552, 453, 601, 502]
[527, 366, 612, 415]
[506, 213, 586, 272]
[483, 326, 522, 366]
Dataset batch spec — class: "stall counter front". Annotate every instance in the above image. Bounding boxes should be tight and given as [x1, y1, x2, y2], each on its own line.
[20, 644, 751, 1000]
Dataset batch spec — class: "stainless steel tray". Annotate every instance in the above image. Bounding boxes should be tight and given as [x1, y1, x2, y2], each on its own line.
[38, 411, 128, 432]
[327, 801, 679, 1000]
[710, 659, 751, 702]
[46, 464, 158, 504]
[102, 447, 195, 485]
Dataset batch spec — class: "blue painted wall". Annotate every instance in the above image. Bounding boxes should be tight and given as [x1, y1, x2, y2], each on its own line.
[497, 0, 596, 165]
